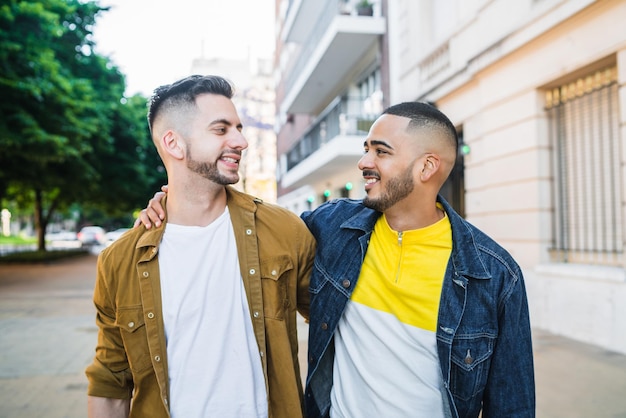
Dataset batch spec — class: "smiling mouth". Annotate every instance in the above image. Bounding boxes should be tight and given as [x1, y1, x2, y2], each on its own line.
[221, 156, 239, 164]
[363, 170, 380, 183]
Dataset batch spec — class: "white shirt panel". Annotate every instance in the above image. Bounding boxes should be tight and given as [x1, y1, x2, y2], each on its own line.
[330, 301, 446, 418]
[159, 208, 267, 417]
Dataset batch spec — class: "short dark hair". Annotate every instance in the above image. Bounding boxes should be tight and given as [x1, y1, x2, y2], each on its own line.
[382, 101, 458, 149]
[147, 74, 235, 133]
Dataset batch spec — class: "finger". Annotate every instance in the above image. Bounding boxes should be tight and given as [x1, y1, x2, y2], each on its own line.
[138, 209, 154, 229]
[145, 206, 163, 227]
[148, 195, 166, 220]
[161, 184, 169, 193]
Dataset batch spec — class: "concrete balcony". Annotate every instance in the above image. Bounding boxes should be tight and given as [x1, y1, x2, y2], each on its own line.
[280, 0, 385, 115]
[280, 97, 376, 189]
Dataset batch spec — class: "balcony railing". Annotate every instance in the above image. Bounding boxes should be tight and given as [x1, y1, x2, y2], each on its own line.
[286, 96, 376, 171]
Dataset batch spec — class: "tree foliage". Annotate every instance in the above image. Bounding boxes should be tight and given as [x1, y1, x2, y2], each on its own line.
[0, 0, 166, 250]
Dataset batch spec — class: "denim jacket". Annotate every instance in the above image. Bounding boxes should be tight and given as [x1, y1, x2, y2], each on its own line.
[301, 196, 535, 418]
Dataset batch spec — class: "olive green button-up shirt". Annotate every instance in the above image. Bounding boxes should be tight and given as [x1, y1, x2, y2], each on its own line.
[86, 187, 316, 418]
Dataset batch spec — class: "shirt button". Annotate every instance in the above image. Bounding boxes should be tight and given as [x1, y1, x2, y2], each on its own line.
[142, 271, 149, 278]
[464, 350, 473, 364]
[342, 279, 350, 288]
[260, 351, 264, 357]
[154, 355, 161, 362]
[271, 270, 277, 276]
[249, 268, 256, 275]
[246, 229, 253, 235]
[253, 311, 260, 318]
[321, 323, 328, 330]
[152, 248, 157, 254]
[128, 322, 135, 328]
[147, 312, 155, 319]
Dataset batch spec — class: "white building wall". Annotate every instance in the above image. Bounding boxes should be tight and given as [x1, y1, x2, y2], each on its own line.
[388, 0, 626, 353]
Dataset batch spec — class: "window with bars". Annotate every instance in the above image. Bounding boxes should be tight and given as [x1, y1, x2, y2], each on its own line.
[546, 67, 622, 265]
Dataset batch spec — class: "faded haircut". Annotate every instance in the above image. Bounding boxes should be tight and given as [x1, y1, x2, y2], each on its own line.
[147, 74, 234, 134]
[382, 102, 458, 150]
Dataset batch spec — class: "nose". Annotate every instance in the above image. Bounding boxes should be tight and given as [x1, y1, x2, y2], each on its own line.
[358, 152, 373, 170]
[229, 130, 248, 150]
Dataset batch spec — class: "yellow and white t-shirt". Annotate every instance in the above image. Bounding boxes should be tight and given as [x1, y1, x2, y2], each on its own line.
[330, 209, 452, 418]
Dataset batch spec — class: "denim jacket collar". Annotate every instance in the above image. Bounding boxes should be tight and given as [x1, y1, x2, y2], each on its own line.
[339, 196, 493, 281]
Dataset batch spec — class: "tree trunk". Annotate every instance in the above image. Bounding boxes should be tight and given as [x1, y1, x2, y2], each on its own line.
[34, 188, 46, 251]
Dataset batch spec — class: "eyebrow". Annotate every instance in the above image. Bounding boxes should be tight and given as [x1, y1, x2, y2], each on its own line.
[209, 118, 243, 130]
[364, 139, 394, 150]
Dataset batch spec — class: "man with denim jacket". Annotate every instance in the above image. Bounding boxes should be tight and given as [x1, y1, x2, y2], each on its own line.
[301, 102, 535, 417]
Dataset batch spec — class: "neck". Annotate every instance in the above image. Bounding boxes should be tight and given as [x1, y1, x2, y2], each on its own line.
[384, 198, 443, 232]
[165, 182, 228, 227]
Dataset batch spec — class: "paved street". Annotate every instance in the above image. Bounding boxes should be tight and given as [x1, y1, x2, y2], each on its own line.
[1, 255, 626, 417]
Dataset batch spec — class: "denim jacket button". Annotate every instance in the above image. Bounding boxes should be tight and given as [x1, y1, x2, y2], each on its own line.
[321, 322, 328, 330]
[342, 279, 350, 288]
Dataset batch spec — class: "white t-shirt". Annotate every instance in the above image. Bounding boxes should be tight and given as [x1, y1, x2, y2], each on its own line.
[159, 208, 267, 418]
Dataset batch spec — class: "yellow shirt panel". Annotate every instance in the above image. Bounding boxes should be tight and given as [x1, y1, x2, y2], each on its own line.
[351, 210, 452, 331]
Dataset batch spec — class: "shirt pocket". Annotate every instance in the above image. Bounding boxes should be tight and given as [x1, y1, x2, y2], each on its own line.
[449, 335, 495, 401]
[260, 255, 294, 320]
[116, 307, 152, 373]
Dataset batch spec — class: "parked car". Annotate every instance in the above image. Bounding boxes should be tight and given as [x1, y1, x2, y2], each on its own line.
[105, 228, 131, 247]
[77, 226, 106, 246]
[45, 230, 78, 242]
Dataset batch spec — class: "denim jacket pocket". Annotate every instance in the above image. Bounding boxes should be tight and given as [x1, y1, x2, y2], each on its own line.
[260, 255, 294, 320]
[449, 335, 495, 401]
[116, 307, 152, 373]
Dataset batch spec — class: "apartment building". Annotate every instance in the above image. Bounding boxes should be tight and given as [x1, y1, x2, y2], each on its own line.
[275, 0, 386, 214]
[275, 0, 626, 354]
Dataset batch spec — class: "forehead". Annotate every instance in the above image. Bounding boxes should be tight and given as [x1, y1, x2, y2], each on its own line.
[365, 114, 413, 147]
[194, 93, 239, 118]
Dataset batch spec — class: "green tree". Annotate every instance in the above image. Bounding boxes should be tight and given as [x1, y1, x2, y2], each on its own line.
[0, 0, 166, 250]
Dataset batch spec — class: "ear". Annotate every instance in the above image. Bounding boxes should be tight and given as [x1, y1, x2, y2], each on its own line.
[161, 130, 185, 160]
[419, 153, 441, 182]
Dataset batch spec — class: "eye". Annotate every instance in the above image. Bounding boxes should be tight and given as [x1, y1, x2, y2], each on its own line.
[214, 126, 227, 134]
[376, 148, 388, 155]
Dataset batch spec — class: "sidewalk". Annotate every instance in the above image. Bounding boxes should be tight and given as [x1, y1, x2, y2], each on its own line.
[1, 255, 626, 417]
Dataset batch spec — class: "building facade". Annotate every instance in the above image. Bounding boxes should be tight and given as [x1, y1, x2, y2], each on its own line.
[275, 0, 386, 214]
[275, 0, 626, 354]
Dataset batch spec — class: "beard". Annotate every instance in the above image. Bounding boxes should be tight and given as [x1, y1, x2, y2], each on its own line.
[186, 147, 240, 185]
[362, 165, 414, 212]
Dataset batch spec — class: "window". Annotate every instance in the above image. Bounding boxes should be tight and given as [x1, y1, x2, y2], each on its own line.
[440, 128, 465, 217]
[546, 67, 621, 265]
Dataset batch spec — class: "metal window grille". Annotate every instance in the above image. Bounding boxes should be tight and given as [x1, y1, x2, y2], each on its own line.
[546, 67, 622, 265]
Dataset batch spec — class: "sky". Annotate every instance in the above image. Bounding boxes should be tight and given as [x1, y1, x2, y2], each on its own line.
[92, 0, 275, 97]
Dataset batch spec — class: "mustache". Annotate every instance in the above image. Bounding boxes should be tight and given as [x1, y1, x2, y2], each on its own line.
[220, 149, 242, 157]
[362, 170, 380, 179]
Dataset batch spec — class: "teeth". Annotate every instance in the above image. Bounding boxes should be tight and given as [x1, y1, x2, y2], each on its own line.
[365, 178, 378, 184]
[222, 157, 238, 163]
